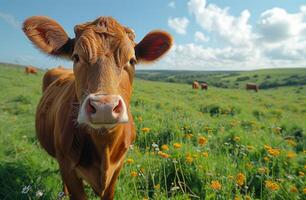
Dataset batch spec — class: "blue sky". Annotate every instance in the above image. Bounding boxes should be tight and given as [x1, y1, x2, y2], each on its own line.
[1, 0, 306, 70]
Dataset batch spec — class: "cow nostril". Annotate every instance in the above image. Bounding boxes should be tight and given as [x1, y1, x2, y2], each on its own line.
[113, 99, 122, 114]
[86, 100, 97, 114]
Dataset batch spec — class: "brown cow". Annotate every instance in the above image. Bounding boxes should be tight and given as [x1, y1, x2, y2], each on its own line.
[25, 66, 38, 74]
[23, 16, 172, 200]
[42, 67, 72, 91]
[246, 83, 259, 92]
[192, 81, 200, 89]
[200, 83, 208, 90]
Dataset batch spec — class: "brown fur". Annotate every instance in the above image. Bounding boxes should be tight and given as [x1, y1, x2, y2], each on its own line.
[23, 16, 172, 200]
[192, 81, 200, 89]
[42, 67, 72, 92]
[246, 83, 259, 92]
[25, 66, 38, 74]
[201, 83, 208, 90]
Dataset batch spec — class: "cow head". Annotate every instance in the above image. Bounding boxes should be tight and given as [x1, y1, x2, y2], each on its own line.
[23, 16, 172, 129]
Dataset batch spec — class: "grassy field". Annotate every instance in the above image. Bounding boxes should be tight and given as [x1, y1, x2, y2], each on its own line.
[136, 68, 306, 89]
[0, 64, 305, 200]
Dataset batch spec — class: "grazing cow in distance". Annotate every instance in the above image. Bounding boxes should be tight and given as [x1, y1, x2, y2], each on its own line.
[246, 83, 259, 92]
[192, 81, 200, 89]
[25, 66, 38, 74]
[42, 67, 72, 92]
[23, 16, 172, 200]
[200, 82, 208, 90]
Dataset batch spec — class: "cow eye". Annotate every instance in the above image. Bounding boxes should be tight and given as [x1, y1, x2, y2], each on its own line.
[129, 58, 137, 66]
[73, 54, 80, 63]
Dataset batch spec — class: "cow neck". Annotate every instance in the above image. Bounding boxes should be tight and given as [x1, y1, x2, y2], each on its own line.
[88, 124, 128, 164]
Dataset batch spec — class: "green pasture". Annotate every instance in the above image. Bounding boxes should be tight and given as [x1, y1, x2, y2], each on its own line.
[0, 64, 305, 199]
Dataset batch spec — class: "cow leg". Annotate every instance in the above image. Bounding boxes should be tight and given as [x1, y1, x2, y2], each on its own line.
[101, 163, 123, 200]
[101, 160, 126, 200]
[59, 165, 88, 200]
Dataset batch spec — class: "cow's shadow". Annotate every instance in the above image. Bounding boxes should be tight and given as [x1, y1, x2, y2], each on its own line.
[0, 161, 59, 200]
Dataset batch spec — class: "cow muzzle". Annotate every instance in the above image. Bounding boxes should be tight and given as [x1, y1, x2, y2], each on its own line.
[77, 94, 129, 129]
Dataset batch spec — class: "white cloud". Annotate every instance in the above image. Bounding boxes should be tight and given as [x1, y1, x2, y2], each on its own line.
[168, 17, 189, 35]
[257, 7, 306, 43]
[155, 1, 306, 70]
[160, 43, 263, 70]
[194, 31, 209, 42]
[257, 6, 306, 62]
[188, 0, 255, 47]
[139, 43, 265, 70]
[168, 1, 175, 9]
[0, 12, 20, 29]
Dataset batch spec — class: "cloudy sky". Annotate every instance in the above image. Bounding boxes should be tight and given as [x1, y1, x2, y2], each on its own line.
[1, 0, 306, 70]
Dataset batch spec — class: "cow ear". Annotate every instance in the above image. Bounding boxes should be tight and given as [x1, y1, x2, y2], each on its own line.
[135, 31, 173, 63]
[22, 16, 74, 59]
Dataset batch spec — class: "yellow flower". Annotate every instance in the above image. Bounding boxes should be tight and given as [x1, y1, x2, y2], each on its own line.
[258, 167, 267, 174]
[264, 145, 280, 157]
[304, 165, 306, 170]
[268, 148, 280, 156]
[273, 127, 281, 134]
[246, 162, 253, 169]
[138, 116, 143, 122]
[264, 145, 272, 150]
[161, 144, 169, 151]
[198, 136, 208, 146]
[141, 127, 150, 133]
[299, 171, 305, 177]
[286, 151, 296, 159]
[185, 134, 193, 139]
[126, 158, 134, 164]
[202, 152, 209, 158]
[286, 139, 297, 147]
[263, 156, 270, 162]
[289, 186, 298, 193]
[143, 197, 148, 200]
[173, 143, 182, 149]
[157, 151, 170, 159]
[234, 196, 240, 200]
[230, 120, 240, 127]
[234, 136, 240, 142]
[303, 188, 306, 194]
[210, 180, 222, 191]
[247, 145, 254, 151]
[236, 173, 246, 186]
[304, 150, 306, 154]
[265, 180, 280, 191]
[154, 184, 160, 190]
[245, 195, 251, 200]
[186, 154, 193, 164]
[130, 171, 138, 177]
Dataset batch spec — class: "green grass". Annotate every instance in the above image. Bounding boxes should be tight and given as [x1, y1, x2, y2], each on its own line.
[0, 64, 305, 199]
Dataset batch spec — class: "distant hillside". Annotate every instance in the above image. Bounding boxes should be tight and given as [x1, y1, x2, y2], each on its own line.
[0, 62, 27, 69]
[2, 63, 305, 89]
[136, 68, 306, 89]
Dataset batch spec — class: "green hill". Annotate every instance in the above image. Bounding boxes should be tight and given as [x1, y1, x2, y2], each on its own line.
[0, 64, 305, 199]
[136, 68, 306, 89]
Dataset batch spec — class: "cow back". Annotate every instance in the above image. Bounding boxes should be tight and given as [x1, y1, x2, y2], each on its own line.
[36, 73, 76, 157]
